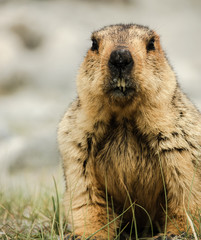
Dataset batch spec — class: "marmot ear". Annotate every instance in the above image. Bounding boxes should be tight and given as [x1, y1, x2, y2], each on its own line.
[146, 37, 155, 52]
[91, 38, 99, 52]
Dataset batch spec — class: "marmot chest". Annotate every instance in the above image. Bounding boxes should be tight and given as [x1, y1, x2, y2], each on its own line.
[93, 121, 162, 205]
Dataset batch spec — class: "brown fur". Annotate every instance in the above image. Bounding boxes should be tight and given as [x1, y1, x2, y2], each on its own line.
[58, 24, 201, 239]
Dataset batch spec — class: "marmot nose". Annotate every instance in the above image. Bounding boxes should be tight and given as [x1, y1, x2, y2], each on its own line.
[108, 49, 134, 70]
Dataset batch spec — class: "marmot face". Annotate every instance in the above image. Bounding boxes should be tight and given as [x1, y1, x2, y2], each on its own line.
[77, 24, 176, 110]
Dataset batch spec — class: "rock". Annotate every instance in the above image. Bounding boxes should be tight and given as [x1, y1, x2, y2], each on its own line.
[10, 23, 43, 50]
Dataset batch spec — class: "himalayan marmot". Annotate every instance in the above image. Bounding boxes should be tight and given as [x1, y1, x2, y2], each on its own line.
[58, 24, 201, 239]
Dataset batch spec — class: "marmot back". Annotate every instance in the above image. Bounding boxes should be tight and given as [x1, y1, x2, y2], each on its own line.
[58, 24, 201, 239]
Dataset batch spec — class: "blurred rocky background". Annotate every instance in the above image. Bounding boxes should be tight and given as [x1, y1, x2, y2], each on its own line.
[0, 0, 201, 186]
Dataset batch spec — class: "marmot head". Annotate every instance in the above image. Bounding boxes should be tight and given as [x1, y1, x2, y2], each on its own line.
[77, 24, 176, 114]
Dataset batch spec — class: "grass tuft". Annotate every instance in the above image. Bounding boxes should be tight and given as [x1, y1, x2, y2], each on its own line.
[0, 175, 65, 240]
[0, 170, 200, 240]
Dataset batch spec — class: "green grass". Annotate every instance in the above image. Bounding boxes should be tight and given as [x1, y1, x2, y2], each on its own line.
[0, 171, 67, 240]
[0, 170, 200, 240]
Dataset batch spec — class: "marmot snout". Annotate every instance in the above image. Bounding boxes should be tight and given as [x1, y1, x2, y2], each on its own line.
[58, 24, 201, 239]
[107, 48, 135, 103]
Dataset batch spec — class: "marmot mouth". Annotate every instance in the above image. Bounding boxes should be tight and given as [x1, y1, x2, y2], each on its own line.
[117, 78, 126, 92]
[109, 86, 136, 97]
[106, 78, 137, 100]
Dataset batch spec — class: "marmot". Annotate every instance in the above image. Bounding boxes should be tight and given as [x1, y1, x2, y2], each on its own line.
[58, 24, 201, 239]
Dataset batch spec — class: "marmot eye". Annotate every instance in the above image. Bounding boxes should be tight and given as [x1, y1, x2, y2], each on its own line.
[147, 37, 155, 51]
[91, 38, 99, 51]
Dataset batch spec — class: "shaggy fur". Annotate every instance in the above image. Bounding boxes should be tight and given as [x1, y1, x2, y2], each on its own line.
[58, 24, 201, 239]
